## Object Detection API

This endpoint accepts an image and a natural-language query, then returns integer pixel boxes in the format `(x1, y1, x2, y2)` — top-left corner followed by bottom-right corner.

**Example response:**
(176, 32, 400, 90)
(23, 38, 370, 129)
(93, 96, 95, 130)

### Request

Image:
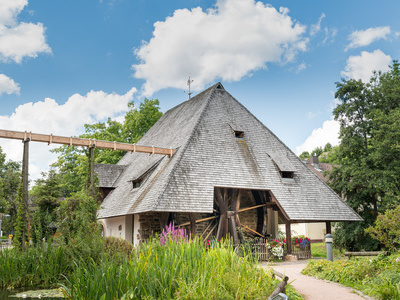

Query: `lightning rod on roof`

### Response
(187, 74, 194, 99)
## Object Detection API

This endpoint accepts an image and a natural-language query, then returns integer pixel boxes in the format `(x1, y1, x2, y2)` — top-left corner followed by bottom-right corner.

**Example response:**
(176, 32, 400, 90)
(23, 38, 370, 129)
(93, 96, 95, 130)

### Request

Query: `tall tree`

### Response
(329, 61, 400, 251)
(0, 147, 21, 235)
(51, 98, 163, 196)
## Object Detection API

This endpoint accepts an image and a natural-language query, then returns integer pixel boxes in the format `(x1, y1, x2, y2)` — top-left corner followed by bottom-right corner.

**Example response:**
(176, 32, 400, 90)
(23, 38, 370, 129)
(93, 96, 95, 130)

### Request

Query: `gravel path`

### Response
(260, 260, 373, 300)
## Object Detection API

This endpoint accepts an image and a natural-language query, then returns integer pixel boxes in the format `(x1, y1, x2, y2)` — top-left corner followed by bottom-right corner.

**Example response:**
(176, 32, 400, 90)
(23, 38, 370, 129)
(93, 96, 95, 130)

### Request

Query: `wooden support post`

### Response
(326, 221, 332, 234)
(189, 213, 197, 237)
(285, 222, 292, 255)
(159, 212, 170, 231)
(88, 146, 95, 197)
(22, 139, 30, 246)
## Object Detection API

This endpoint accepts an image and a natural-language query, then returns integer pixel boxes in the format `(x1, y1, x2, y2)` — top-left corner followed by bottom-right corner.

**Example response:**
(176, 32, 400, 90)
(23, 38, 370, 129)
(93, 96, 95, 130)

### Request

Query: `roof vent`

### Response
(216, 83, 224, 90)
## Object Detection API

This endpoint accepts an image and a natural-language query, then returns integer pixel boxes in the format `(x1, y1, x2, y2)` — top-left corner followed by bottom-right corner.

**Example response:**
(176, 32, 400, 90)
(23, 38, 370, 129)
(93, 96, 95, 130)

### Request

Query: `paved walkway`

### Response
(260, 260, 373, 300)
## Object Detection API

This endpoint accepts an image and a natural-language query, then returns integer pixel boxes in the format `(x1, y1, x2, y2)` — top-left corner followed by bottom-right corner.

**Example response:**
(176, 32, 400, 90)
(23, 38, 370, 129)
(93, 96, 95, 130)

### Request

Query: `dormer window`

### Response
(132, 179, 142, 189)
(281, 171, 294, 179)
(234, 130, 244, 139)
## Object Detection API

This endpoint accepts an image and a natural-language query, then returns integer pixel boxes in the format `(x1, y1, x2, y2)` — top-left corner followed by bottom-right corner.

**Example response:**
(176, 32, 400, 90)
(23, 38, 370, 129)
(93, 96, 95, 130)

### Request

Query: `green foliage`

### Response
(299, 151, 310, 161)
(365, 204, 400, 252)
(0, 244, 71, 289)
(50, 98, 163, 197)
(56, 190, 103, 261)
(62, 238, 302, 300)
(0, 146, 21, 234)
(302, 254, 400, 299)
(30, 171, 63, 244)
(311, 146, 323, 157)
(13, 186, 26, 251)
(329, 61, 400, 251)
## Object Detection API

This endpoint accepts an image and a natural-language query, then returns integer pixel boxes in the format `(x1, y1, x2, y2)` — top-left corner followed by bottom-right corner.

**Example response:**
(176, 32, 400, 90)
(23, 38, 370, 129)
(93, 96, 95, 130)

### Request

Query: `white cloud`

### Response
(296, 62, 307, 73)
(341, 49, 392, 82)
(345, 26, 391, 51)
(0, 0, 51, 63)
(310, 13, 325, 36)
(0, 88, 136, 180)
(296, 119, 340, 155)
(0, 73, 20, 95)
(133, 0, 308, 96)
(0, 0, 27, 26)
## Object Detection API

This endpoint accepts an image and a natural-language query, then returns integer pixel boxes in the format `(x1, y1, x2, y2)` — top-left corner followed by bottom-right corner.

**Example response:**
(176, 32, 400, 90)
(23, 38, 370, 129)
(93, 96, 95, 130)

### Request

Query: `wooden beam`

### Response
(237, 203, 269, 213)
(0, 129, 176, 156)
(285, 222, 292, 255)
(189, 213, 197, 237)
(326, 221, 332, 234)
(22, 140, 30, 247)
(241, 224, 264, 238)
(177, 215, 218, 227)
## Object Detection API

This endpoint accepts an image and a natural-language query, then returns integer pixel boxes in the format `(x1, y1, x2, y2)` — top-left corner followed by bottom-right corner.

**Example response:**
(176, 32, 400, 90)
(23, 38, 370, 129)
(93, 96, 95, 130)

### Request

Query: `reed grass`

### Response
(62, 238, 300, 300)
(0, 244, 71, 289)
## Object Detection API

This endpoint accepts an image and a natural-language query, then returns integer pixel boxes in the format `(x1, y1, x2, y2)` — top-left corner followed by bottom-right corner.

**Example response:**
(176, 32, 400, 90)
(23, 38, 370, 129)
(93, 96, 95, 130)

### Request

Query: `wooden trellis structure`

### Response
(0, 128, 177, 245)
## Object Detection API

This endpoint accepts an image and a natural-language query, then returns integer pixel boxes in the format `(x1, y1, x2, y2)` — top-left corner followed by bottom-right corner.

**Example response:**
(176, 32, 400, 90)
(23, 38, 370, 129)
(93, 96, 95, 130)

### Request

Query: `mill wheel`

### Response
(178, 188, 270, 244)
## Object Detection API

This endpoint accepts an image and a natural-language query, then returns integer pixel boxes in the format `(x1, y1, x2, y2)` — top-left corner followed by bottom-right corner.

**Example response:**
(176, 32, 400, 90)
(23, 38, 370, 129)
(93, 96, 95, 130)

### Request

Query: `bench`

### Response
(344, 251, 388, 259)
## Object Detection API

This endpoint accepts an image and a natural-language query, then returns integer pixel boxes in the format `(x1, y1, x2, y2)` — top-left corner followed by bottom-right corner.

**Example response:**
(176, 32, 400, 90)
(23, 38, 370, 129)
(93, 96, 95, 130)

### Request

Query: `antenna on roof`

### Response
(187, 74, 194, 99)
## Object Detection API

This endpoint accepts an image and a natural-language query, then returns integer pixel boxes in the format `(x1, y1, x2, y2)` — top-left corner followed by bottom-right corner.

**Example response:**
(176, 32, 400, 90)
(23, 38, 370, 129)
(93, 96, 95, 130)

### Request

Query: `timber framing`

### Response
(0, 129, 177, 156)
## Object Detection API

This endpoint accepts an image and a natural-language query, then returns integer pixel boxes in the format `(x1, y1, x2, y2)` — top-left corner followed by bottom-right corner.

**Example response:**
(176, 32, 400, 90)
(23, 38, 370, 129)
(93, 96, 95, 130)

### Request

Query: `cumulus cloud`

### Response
(341, 49, 392, 82)
(310, 13, 325, 36)
(0, 73, 20, 95)
(0, 0, 51, 63)
(133, 0, 308, 96)
(0, 88, 136, 180)
(345, 26, 391, 51)
(296, 119, 340, 155)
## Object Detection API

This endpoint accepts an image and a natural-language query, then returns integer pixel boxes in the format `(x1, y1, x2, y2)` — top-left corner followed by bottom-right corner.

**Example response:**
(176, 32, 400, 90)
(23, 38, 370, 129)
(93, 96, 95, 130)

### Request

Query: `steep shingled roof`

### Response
(97, 83, 362, 222)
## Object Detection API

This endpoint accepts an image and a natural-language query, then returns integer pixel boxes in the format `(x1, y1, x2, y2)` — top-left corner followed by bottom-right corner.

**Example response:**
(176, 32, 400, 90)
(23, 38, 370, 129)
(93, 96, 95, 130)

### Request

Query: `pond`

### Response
(0, 288, 63, 299)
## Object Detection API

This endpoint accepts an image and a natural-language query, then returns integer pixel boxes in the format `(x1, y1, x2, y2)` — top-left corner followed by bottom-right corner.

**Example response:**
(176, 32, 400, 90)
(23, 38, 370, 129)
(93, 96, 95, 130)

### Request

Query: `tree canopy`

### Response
(329, 61, 400, 251)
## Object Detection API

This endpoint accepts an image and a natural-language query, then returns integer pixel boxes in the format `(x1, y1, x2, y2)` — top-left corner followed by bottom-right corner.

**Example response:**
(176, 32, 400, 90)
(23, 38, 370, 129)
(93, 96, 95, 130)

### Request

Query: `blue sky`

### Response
(1, 0, 399, 180)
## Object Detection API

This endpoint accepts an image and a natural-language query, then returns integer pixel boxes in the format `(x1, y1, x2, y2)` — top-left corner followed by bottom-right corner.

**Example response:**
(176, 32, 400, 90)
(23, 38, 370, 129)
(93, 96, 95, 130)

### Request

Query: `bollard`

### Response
(325, 233, 333, 261)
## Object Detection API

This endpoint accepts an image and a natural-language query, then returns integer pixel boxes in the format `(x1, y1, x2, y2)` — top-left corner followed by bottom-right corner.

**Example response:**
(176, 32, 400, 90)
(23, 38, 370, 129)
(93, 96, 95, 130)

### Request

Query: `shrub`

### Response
(365, 204, 400, 252)
(302, 254, 400, 299)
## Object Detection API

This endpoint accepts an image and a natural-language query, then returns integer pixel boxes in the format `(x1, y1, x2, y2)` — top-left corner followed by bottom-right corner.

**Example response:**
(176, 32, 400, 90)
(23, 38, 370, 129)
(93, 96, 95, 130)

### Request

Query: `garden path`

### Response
(260, 260, 373, 300)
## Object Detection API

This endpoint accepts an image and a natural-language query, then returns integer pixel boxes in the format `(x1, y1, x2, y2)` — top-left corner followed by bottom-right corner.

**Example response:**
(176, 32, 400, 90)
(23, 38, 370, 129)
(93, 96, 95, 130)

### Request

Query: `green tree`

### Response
(0, 147, 21, 235)
(30, 171, 63, 244)
(299, 151, 310, 160)
(323, 142, 332, 152)
(51, 98, 163, 196)
(311, 146, 323, 157)
(365, 204, 400, 252)
(329, 61, 400, 251)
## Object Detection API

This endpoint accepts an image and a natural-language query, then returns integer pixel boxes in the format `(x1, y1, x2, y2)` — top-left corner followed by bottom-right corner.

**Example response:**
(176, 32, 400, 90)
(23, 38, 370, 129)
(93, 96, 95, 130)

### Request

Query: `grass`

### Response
(311, 242, 344, 258)
(0, 233, 303, 299)
(0, 244, 71, 289)
(302, 253, 400, 299)
(62, 238, 303, 300)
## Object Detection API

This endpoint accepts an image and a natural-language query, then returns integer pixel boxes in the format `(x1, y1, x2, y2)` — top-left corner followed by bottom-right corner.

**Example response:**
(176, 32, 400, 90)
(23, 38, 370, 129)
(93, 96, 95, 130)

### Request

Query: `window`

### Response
(234, 130, 244, 139)
(281, 171, 294, 179)
(132, 179, 142, 189)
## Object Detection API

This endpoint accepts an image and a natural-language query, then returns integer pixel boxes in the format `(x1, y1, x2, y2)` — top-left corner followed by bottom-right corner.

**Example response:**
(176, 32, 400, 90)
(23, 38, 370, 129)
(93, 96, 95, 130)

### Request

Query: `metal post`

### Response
(325, 233, 333, 261)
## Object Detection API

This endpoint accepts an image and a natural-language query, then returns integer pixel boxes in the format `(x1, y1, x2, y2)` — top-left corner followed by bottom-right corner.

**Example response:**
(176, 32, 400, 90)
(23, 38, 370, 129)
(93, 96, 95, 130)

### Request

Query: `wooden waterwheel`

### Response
(179, 187, 273, 244)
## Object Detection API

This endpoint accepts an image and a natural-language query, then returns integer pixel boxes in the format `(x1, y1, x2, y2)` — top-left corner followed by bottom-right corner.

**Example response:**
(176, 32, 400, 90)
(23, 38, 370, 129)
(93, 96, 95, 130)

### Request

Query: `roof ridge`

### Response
(151, 84, 219, 211)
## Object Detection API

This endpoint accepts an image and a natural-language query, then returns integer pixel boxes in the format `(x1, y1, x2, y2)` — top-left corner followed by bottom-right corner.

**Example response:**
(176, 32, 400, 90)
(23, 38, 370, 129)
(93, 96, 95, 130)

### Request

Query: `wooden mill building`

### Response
(96, 83, 361, 250)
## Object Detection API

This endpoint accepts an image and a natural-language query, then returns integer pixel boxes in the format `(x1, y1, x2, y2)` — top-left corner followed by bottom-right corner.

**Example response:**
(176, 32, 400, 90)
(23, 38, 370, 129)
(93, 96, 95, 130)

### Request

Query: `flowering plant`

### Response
(267, 239, 284, 259)
(159, 222, 189, 246)
(293, 236, 310, 248)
